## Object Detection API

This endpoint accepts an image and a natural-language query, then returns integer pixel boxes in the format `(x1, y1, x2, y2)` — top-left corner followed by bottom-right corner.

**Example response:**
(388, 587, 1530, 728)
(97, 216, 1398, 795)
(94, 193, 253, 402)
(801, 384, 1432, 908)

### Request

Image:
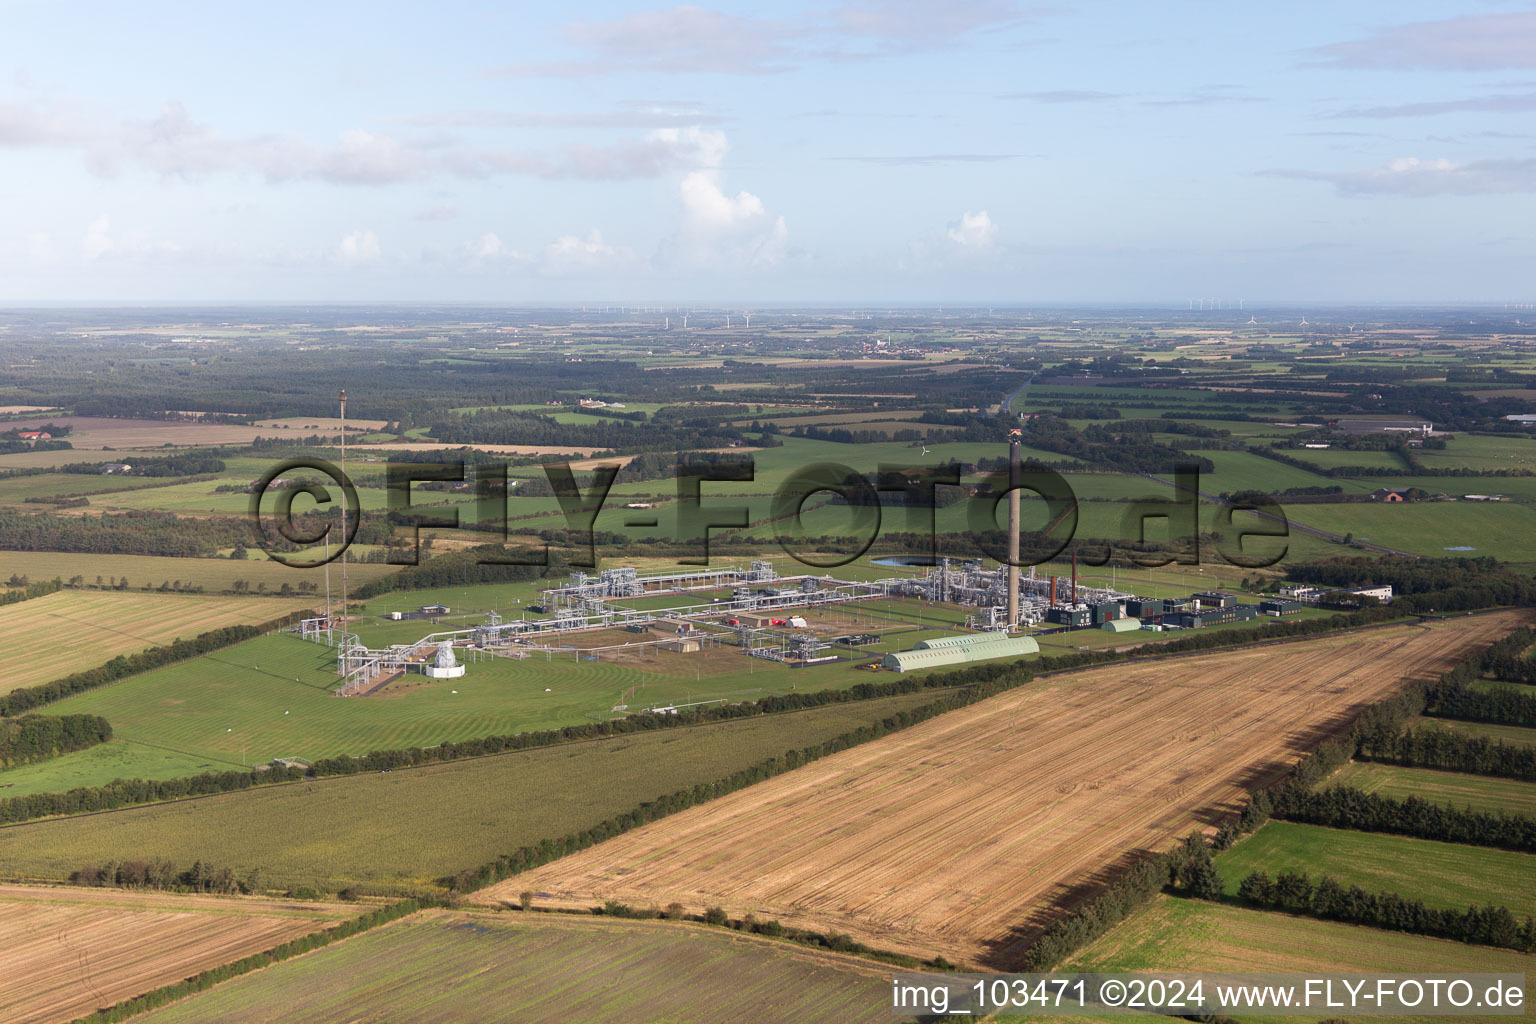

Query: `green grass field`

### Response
(1281, 448, 1406, 472)
(0, 549, 396, 593)
(1285, 500, 1536, 561)
(1418, 435, 1536, 473)
(1417, 717, 1536, 748)
(0, 690, 943, 891)
(125, 911, 911, 1024)
(1214, 820, 1536, 918)
(1156, 450, 1369, 495)
(1327, 760, 1536, 817)
(0, 472, 188, 504)
(22, 626, 931, 792)
(1058, 895, 1532, 1024)
(0, 740, 229, 798)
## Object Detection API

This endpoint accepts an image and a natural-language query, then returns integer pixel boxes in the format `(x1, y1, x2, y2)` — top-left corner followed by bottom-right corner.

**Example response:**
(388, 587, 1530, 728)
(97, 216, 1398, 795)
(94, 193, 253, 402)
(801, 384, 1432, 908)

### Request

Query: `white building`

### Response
(1279, 584, 1323, 603)
(1349, 585, 1394, 603)
(423, 641, 466, 679)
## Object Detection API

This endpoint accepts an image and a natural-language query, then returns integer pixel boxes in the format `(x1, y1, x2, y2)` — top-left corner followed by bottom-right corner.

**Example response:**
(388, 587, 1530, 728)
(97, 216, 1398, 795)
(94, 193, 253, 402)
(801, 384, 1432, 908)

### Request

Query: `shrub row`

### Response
(0, 576, 63, 606)
(1267, 784, 1536, 852)
(1426, 675, 1536, 728)
(1237, 869, 1536, 952)
(1020, 834, 1223, 970)
(1476, 626, 1536, 683)
(0, 714, 111, 769)
(0, 765, 309, 824)
(1359, 725, 1536, 781)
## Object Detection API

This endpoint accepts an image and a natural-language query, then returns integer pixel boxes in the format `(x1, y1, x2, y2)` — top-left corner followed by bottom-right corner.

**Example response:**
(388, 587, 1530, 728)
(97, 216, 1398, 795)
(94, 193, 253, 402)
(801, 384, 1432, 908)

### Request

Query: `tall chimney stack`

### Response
(1007, 431, 1022, 628)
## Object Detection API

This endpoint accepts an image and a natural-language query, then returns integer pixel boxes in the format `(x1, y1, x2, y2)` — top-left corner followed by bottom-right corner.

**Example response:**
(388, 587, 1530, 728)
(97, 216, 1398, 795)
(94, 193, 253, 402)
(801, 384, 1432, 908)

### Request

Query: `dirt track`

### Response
(486, 612, 1532, 968)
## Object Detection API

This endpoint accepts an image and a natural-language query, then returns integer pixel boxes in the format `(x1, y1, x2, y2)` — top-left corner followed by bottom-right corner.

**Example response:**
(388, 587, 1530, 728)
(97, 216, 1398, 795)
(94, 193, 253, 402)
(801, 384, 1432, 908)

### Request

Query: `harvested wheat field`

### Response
(0, 591, 312, 693)
(0, 883, 359, 1024)
(490, 612, 1532, 969)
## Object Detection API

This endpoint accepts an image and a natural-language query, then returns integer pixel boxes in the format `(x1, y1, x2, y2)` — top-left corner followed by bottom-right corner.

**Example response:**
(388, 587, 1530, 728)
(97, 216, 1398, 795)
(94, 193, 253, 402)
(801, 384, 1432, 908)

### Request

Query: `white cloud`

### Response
(661, 128, 788, 267)
(1308, 11, 1536, 71)
(81, 216, 112, 261)
(336, 230, 381, 265)
(501, 7, 797, 76)
(466, 232, 505, 260)
(1331, 91, 1536, 119)
(947, 209, 998, 249)
(1270, 156, 1536, 197)
(494, 1, 1037, 76)
(543, 229, 637, 273)
(0, 95, 725, 186)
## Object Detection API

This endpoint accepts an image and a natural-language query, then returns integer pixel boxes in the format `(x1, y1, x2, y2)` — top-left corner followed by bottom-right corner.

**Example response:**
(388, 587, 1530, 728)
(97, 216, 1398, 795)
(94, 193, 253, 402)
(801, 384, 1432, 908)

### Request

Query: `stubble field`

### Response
(0, 591, 313, 693)
(489, 612, 1530, 968)
(0, 883, 357, 1024)
(119, 910, 917, 1024)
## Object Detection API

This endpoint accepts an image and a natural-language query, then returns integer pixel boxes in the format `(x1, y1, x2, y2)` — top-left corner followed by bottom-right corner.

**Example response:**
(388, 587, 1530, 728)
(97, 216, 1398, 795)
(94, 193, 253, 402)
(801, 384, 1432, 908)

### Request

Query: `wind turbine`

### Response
(681, 313, 688, 328)
(1247, 315, 1257, 325)
(725, 314, 731, 328)
(1300, 315, 1310, 327)
(742, 311, 751, 328)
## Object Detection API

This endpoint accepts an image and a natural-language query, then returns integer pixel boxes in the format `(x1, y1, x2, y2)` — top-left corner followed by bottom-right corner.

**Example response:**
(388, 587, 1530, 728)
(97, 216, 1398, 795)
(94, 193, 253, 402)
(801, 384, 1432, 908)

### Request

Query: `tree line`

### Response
(0, 714, 111, 768)
(1476, 626, 1536, 683)
(1426, 674, 1536, 728)
(1237, 869, 1535, 952)
(1021, 834, 1225, 970)
(69, 900, 420, 1024)
(1266, 780, 1536, 853)
(0, 576, 63, 606)
(0, 764, 308, 824)
(70, 857, 254, 895)
(1358, 724, 1536, 781)
(59, 454, 226, 476)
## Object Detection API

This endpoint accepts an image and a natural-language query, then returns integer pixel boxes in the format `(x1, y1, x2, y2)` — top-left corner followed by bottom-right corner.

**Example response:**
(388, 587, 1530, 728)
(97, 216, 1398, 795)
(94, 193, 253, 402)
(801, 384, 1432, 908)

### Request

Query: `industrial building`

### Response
(423, 641, 465, 679)
(1101, 617, 1142, 633)
(882, 632, 1040, 673)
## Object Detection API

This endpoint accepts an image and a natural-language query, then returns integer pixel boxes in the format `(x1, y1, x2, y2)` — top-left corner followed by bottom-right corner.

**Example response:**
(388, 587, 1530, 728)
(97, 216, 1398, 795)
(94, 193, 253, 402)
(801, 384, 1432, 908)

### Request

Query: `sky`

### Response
(2, 1, 1534, 304)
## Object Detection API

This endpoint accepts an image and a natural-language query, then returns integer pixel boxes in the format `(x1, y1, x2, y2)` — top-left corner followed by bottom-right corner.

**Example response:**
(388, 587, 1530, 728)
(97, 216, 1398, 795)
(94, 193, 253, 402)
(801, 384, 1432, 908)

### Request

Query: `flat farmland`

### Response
(0, 691, 944, 892)
(492, 612, 1530, 968)
(0, 550, 396, 594)
(1057, 896, 1532, 1024)
(0, 883, 357, 1024)
(1213, 821, 1536, 917)
(0, 591, 312, 693)
(123, 910, 916, 1024)
(3, 416, 383, 449)
(1327, 760, 1536, 816)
